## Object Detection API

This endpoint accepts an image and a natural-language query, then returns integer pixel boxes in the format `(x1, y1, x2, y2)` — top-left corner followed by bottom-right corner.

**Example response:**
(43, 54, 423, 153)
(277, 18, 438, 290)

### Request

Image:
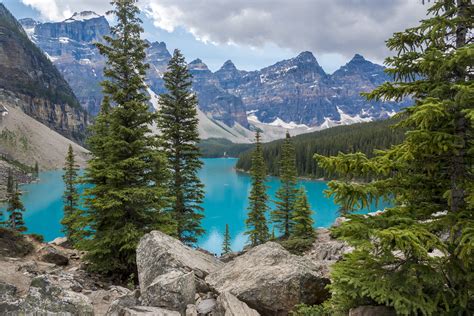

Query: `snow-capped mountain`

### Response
(19, 11, 410, 142)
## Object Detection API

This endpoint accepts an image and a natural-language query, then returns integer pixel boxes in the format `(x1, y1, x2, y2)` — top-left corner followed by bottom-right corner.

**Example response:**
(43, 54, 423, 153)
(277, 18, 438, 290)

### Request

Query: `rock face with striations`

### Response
(19, 10, 410, 142)
(136, 230, 223, 314)
(206, 242, 330, 315)
(21, 11, 109, 116)
(0, 4, 87, 143)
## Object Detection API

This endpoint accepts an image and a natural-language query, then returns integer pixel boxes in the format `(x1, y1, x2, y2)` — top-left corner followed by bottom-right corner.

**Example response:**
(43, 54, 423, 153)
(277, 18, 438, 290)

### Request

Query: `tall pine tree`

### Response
(245, 131, 270, 246)
(291, 187, 315, 240)
(82, 0, 171, 280)
(61, 144, 82, 245)
(7, 183, 26, 232)
(7, 168, 13, 195)
(157, 49, 205, 245)
(272, 131, 298, 238)
(222, 223, 231, 255)
(315, 1, 473, 314)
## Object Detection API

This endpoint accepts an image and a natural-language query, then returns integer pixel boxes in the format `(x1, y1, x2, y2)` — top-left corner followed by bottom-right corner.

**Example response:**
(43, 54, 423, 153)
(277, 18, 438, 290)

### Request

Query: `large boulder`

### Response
(136, 231, 223, 313)
(140, 270, 195, 314)
(38, 245, 69, 266)
(137, 230, 223, 286)
(214, 292, 260, 316)
(22, 275, 94, 315)
(206, 242, 330, 315)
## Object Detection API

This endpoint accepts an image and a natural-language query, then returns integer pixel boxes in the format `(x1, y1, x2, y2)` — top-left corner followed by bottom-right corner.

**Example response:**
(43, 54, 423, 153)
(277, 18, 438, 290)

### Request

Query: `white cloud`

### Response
(143, 0, 429, 61)
(21, 0, 429, 60)
(20, 0, 109, 21)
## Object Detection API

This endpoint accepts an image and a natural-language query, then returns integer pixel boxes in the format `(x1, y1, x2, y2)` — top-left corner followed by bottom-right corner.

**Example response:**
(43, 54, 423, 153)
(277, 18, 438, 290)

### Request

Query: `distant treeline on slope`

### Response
(198, 138, 254, 158)
(236, 118, 405, 178)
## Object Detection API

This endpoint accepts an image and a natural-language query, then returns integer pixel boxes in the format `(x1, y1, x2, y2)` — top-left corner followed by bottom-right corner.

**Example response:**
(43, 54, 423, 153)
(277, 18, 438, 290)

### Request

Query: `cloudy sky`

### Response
(3, 0, 429, 73)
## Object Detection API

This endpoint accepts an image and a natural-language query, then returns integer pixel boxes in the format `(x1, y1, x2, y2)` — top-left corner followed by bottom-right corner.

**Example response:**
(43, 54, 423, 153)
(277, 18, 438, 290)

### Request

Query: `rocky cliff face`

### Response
(0, 4, 87, 143)
(20, 11, 409, 142)
(20, 12, 108, 116)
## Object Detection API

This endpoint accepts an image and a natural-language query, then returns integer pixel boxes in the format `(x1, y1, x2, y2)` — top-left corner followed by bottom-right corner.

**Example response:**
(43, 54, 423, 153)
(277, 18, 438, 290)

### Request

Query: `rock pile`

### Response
(0, 228, 350, 315)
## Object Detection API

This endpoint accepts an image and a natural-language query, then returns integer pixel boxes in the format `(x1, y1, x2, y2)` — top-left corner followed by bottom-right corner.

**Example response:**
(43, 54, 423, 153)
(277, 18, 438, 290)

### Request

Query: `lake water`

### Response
(1, 158, 386, 254)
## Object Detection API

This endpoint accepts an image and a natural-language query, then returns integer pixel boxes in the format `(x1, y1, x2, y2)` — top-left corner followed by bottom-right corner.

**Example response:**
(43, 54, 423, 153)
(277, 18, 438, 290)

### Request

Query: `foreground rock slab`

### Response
(121, 306, 181, 316)
(214, 292, 260, 316)
(206, 242, 330, 315)
(137, 230, 223, 313)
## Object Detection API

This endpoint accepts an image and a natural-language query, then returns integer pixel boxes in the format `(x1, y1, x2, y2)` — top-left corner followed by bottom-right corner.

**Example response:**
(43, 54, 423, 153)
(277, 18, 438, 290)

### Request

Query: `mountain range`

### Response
(19, 11, 410, 142)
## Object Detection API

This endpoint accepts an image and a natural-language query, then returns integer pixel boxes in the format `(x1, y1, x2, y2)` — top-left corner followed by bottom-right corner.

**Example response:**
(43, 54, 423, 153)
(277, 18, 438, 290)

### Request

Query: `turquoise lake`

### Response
(1, 158, 386, 254)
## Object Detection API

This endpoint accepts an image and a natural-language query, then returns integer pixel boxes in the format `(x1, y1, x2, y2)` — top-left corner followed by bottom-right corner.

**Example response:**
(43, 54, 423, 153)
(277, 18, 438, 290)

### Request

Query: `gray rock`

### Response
(136, 230, 222, 313)
(349, 306, 396, 316)
(0, 281, 21, 314)
(303, 228, 352, 277)
(219, 251, 243, 263)
(214, 292, 260, 316)
(120, 306, 181, 316)
(186, 304, 198, 316)
(206, 242, 329, 316)
(137, 230, 223, 289)
(197, 298, 216, 314)
(38, 245, 69, 266)
(49, 237, 68, 246)
(106, 289, 140, 315)
(22, 275, 94, 315)
(140, 270, 195, 314)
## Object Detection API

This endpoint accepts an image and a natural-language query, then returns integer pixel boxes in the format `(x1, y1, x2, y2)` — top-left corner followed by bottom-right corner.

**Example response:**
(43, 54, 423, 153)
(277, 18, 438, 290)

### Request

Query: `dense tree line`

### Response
(236, 118, 404, 178)
(198, 138, 253, 158)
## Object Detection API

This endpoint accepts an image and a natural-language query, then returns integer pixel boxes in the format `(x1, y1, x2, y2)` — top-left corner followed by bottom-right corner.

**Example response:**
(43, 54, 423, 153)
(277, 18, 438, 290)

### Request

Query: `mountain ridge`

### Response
(18, 10, 410, 142)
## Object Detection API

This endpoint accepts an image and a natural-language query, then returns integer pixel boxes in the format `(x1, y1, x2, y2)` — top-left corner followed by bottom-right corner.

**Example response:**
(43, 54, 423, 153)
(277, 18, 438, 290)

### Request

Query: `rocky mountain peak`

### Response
(64, 11, 101, 23)
(189, 58, 210, 72)
(220, 60, 237, 71)
(147, 41, 171, 61)
(350, 53, 366, 62)
(294, 51, 317, 64)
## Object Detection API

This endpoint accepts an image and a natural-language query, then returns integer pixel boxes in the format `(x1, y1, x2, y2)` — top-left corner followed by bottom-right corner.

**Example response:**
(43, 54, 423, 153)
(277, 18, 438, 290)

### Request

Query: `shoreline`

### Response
(234, 167, 328, 182)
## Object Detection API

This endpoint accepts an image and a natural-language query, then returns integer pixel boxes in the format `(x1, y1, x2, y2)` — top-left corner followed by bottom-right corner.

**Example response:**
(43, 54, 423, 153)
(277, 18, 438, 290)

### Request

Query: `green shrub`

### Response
(0, 227, 34, 257)
(29, 233, 44, 243)
(291, 303, 337, 316)
(279, 237, 314, 255)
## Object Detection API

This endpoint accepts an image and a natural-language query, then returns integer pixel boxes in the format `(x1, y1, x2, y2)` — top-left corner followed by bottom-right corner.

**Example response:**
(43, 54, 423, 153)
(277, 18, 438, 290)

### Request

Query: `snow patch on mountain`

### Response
(268, 117, 309, 130)
(337, 107, 373, 125)
(64, 11, 101, 23)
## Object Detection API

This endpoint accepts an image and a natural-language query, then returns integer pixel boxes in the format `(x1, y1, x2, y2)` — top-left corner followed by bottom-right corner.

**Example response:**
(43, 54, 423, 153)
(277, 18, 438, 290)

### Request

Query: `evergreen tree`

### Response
(34, 162, 39, 178)
(157, 49, 205, 245)
(315, 1, 473, 314)
(6, 168, 13, 195)
(291, 187, 315, 240)
(61, 144, 82, 245)
(222, 224, 231, 255)
(245, 131, 269, 246)
(7, 183, 26, 232)
(272, 131, 298, 238)
(82, 0, 171, 280)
